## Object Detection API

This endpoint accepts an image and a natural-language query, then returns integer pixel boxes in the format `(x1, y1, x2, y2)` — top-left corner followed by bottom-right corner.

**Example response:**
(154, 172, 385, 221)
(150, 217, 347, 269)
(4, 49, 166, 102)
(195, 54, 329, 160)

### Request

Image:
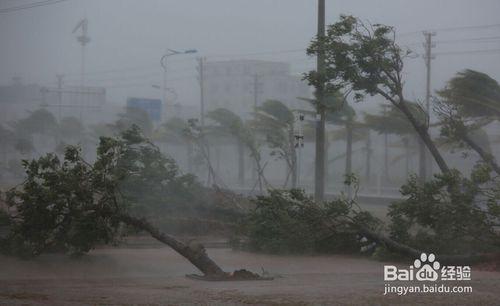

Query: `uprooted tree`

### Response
(0, 125, 259, 279)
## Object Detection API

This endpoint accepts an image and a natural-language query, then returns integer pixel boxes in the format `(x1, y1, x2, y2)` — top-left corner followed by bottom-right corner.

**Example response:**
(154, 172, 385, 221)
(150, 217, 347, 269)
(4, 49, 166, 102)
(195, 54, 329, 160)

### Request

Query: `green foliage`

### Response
(388, 165, 500, 255)
(305, 15, 410, 102)
(206, 108, 264, 179)
(112, 126, 204, 216)
(437, 69, 500, 118)
(5, 146, 121, 257)
(436, 70, 499, 156)
(364, 103, 424, 136)
(3, 125, 211, 258)
(242, 181, 380, 254)
(252, 100, 295, 165)
(206, 108, 255, 148)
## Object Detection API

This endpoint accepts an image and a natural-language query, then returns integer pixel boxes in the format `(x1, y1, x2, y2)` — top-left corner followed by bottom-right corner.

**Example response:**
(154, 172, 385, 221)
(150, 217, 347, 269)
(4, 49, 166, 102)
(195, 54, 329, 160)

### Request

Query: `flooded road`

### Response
(1, 245, 500, 305)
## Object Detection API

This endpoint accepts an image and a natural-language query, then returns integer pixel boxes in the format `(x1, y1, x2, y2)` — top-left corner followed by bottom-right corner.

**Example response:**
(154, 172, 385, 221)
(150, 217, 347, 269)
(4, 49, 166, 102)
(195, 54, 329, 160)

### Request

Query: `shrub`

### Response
(388, 163, 500, 255)
(242, 180, 380, 254)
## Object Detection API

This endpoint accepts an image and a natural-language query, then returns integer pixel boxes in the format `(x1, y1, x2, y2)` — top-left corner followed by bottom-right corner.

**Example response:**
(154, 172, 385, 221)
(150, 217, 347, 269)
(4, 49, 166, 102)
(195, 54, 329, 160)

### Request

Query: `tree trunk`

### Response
(358, 226, 499, 265)
(118, 213, 226, 277)
(461, 133, 500, 175)
(395, 100, 450, 175)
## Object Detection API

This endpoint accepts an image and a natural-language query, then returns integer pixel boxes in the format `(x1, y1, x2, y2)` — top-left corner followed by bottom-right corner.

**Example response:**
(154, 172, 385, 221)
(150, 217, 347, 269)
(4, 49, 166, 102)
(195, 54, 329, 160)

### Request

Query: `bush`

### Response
(388, 164, 500, 255)
(241, 185, 379, 254)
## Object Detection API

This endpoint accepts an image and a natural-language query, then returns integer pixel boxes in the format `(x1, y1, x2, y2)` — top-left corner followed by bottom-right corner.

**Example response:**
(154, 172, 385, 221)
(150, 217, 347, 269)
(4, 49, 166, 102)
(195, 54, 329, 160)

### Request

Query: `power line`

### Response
(434, 48, 500, 56)
(434, 23, 500, 33)
(0, 0, 69, 13)
(436, 36, 500, 44)
(399, 23, 500, 37)
(403, 35, 500, 47)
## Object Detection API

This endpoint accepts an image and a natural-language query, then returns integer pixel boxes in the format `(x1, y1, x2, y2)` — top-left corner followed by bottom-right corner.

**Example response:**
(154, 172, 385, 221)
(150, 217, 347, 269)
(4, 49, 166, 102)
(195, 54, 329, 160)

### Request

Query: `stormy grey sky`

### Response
(1, 0, 499, 108)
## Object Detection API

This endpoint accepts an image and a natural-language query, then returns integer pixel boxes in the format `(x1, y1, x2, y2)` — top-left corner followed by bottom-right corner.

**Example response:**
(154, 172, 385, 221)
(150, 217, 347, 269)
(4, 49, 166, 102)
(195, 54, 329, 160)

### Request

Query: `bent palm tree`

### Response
(252, 100, 298, 188)
(206, 108, 266, 191)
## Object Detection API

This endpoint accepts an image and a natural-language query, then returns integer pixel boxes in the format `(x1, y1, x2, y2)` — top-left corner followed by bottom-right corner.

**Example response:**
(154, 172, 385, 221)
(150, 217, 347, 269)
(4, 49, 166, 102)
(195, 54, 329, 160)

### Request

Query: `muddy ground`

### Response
(1, 242, 500, 305)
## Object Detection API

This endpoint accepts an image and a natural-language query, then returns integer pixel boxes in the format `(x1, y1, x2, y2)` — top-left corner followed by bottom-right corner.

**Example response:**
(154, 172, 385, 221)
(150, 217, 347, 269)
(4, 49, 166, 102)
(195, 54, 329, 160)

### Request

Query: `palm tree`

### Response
(252, 100, 297, 188)
(437, 69, 500, 174)
(206, 108, 266, 191)
(326, 103, 370, 196)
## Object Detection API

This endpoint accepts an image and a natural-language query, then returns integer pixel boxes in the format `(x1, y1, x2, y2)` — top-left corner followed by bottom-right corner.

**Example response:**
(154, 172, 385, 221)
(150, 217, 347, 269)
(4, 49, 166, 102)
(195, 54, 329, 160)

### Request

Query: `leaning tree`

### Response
(305, 15, 450, 176)
(2, 126, 262, 279)
(252, 100, 298, 188)
(206, 108, 267, 192)
(436, 69, 500, 175)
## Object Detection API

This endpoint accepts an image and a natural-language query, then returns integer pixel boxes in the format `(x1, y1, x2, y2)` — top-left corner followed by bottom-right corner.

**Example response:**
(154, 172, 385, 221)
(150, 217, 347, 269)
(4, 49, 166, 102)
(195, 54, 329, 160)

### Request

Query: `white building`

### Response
(204, 60, 312, 118)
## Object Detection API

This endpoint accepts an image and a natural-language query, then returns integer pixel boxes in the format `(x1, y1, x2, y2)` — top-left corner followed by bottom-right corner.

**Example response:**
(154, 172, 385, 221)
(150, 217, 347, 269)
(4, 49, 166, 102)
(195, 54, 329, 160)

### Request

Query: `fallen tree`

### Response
(240, 173, 500, 265)
(117, 213, 225, 276)
(1, 126, 262, 280)
(357, 226, 500, 266)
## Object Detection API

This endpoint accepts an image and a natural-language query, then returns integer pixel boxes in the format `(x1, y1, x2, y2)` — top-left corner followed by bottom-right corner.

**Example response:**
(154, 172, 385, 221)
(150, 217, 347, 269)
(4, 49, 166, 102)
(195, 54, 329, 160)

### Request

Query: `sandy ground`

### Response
(1, 245, 500, 305)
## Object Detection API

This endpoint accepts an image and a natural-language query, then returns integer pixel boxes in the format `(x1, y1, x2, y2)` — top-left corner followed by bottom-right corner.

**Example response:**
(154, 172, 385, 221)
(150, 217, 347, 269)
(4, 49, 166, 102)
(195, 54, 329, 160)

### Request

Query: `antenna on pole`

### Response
(72, 18, 90, 87)
(72, 18, 90, 121)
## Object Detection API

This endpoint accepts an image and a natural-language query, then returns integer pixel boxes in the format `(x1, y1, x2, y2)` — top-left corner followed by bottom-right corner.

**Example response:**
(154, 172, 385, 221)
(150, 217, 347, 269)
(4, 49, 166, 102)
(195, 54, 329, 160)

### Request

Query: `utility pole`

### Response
(196, 56, 212, 186)
(420, 31, 436, 182)
(161, 49, 197, 120)
(314, 0, 326, 202)
(196, 57, 206, 127)
(56, 74, 64, 121)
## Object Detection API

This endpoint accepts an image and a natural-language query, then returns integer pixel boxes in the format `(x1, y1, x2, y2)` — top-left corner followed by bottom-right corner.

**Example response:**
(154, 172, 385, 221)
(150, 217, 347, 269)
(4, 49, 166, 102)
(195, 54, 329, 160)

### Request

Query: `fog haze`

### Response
(1, 0, 499, 106)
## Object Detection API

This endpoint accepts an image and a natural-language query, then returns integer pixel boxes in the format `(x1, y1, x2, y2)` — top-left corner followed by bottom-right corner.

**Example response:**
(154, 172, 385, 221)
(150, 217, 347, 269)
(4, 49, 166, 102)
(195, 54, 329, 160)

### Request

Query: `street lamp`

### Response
(160, 49, 197, 119)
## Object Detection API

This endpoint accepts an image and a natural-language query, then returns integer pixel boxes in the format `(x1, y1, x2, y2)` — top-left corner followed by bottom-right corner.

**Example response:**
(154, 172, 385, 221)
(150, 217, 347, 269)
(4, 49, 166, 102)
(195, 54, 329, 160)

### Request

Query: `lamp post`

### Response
(160, 49, 197, 119)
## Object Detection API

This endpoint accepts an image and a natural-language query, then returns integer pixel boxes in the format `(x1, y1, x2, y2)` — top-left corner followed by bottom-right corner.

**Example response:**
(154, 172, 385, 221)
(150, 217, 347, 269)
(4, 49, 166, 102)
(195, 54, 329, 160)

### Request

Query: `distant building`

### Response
(204, 60, 312, 118)
(0, 78, 106, 124)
